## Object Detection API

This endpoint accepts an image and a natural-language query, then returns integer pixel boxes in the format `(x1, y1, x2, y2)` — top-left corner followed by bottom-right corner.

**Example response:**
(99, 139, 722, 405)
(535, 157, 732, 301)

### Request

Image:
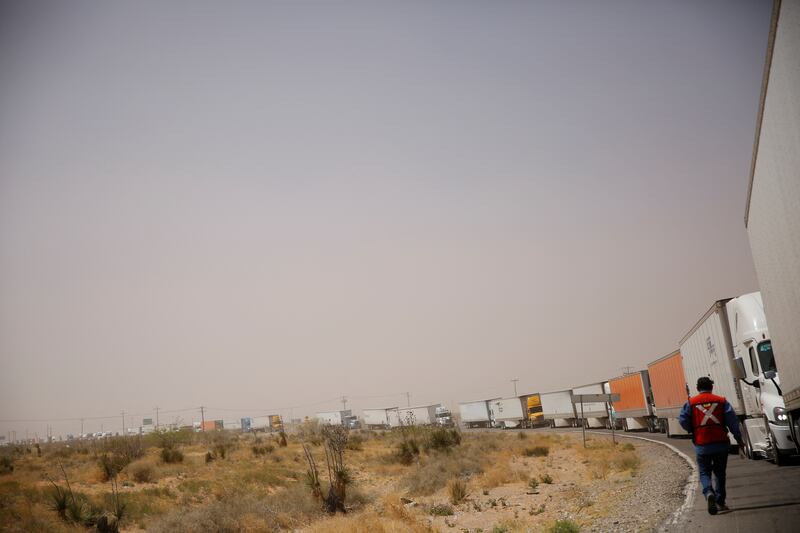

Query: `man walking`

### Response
(679, 376, 744, 515)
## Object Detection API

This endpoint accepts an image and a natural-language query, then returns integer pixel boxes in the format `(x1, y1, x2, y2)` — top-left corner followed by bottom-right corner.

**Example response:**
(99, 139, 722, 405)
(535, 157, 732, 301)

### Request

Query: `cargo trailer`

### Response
(490, 397, 527, 428)
(680, 294, 794, 461)
(571, 382, 609, 429)
(362, 408, 394, 429)
(647, 351, 689, 436)
(609, 371, 655, 431)
(315, 410, 352, 426)
(459, 400, 495, 428)
(540, 390, 576, 428)
(395, 404, 440, 426)
(744, 0, 800, 456)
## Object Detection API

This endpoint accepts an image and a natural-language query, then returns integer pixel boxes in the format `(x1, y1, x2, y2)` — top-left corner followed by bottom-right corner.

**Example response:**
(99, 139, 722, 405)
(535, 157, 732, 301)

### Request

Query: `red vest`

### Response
(689, 392, 728, 445)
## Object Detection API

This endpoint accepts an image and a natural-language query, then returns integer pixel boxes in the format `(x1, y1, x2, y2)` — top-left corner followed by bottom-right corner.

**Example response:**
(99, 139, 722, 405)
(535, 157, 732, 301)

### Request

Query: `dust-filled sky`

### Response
(0, 1, 772, 438)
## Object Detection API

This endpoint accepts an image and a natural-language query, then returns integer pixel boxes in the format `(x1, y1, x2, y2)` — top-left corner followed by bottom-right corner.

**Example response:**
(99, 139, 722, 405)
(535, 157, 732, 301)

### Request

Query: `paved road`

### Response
(525, 427, 800, 532)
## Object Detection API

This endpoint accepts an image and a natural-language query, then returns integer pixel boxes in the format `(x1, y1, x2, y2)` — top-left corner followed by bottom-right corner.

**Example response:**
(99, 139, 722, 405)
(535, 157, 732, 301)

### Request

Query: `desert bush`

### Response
(523, 446, 549, 457)
(540, 473, 553, 484)
(426, 428, 461, 452)
(405, 446, 484, 495)
(448, 478, 469, 505)
(613, 451, 640, 472)
(517, 432, 527, 440)
(102, 436, 144, 465)
(160, 447, 184, 464)
(346, 433, 365, 451)
(98, 453, 129, 482)
(252, 443, 275, 456)
(392, 438, 420, 465)
(0, 456, 13, 474)
(205, 451, 214, 463)
(548, 518, 580, 533)
(429, 503, 454, 516)
(129, 460, 156, 483)
(149, 486, 323, 533)
(620, 442, 635, 451)
(528, 478, 539, 491)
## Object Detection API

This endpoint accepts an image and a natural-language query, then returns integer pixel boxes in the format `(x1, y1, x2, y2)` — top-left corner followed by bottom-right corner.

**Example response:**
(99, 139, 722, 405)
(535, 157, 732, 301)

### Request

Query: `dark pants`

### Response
(697, 451, 729, 504)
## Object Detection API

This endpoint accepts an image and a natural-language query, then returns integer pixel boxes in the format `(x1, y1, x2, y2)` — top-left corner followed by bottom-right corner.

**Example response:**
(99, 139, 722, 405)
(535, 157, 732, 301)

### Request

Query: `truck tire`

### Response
(768, 428, 788, 466)
(741, 424, 753, 460)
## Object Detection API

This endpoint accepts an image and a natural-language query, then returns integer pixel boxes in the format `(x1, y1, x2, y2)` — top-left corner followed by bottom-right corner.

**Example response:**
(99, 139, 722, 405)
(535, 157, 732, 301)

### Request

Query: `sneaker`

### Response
(718, 503, 729, 512)
(707, 493, 718, 515)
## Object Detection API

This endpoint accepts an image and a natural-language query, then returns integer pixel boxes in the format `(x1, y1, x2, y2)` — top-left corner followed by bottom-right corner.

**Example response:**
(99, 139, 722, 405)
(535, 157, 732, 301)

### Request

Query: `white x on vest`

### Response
(696, 403, 720, 425)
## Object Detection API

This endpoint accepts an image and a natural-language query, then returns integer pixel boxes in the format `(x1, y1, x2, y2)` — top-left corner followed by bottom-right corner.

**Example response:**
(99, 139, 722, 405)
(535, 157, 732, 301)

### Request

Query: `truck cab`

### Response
(435, 406, 453, 427)
(728, 293, 794, 462)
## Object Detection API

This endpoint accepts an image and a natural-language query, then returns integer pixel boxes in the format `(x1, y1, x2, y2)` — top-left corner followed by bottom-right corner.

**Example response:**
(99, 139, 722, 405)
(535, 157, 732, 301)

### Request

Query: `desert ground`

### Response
(0, 425, 689, 532)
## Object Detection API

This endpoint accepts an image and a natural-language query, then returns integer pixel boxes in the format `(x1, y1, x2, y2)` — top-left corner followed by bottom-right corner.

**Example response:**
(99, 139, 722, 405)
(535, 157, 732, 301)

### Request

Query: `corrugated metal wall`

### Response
(648, 352, 688, 411)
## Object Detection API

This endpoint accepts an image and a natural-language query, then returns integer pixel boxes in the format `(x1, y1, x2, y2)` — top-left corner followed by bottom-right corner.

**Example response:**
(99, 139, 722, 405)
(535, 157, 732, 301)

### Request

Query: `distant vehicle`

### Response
(315, 410, 352, 426)
(744, 0, 800, 456)
(526, 394, 545, 427)
(679, 293, 794, 463)
(362, 407, 394, 429)
(609, 370, 655, 431)
(458, 399, 495, 428)
(395, 404, 441, 426)
(490, 397, 527, 429)
(435, 406, 454, 427)
(647, 350, 689, 437)
(540, 390, 577, 428)
(344, 415, 361, 429)
(241, 417, 252, 432)
(571, 383, 609, 429)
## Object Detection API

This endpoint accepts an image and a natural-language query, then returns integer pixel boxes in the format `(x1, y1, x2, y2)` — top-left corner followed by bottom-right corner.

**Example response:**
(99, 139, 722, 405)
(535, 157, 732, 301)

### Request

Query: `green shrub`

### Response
(394, 439, 420, 465)
(252, 444, 275, 456)
(160, 448, 184, 464)
(549, 519, 580, 533)
(540, 473, 553, 484)
(429, 503, 454, 516)
(620, 443, 635, 451)
(523, 446, 549, 457)
(528, 478, 539, 491)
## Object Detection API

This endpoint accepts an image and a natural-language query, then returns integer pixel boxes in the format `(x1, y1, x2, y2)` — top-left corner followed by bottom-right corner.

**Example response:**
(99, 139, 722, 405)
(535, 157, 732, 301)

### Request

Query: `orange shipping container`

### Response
(647, 351, 688, 417)
(201, 421, 217, 431)
(609, 371, 652, 417)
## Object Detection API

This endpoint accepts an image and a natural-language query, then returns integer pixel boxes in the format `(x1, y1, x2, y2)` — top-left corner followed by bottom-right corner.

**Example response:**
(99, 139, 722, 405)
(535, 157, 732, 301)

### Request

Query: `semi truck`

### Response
(459, 399, 495, 428)
(363, 407, 394, 429)
(609, 371, 655, 431)
(744, 0, 800, 455)
(571, 382, 609, 429)
(490, 397, 527, 429)
(395, 404, 440, 426)
(526, 394, 545, 426)
(679, 294, 794, 463)
(315, 410, 352, 426)
(647, 350, 689, 436)
(540, 390, 576, 428)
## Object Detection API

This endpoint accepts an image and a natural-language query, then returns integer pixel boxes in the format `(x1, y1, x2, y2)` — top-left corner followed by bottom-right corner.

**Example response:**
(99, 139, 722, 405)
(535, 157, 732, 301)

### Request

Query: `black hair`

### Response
(697, 376, 714, 392)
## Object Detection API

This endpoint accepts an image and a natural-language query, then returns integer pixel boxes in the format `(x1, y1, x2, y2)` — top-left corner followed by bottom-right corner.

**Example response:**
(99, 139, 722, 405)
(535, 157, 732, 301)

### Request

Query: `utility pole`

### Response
(80, 418, 84, 436)
(405, 392, 411, 407)
(341, 395, 348, 411)
(121, 411, 125, 436)
(622, 366, 634, 376)
(200, 406, 205, 431)
(154, 407, 160, 429)
(511, 378, 519, 397)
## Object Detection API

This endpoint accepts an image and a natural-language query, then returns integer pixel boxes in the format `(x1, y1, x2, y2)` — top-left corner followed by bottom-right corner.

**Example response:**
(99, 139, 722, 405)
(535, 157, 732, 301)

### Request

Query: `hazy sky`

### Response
(0, 1, 772, 437)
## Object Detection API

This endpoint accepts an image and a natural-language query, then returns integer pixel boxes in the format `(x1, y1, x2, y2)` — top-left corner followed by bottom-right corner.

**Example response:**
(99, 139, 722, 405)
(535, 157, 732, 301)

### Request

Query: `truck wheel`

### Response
(741, 425, 753, 460)
(769, 429, 788, 466)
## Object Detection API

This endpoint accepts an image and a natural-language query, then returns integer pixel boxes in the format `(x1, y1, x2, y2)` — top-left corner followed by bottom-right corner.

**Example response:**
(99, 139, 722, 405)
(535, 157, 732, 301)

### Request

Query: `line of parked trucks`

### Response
(311, 289, 797, 467)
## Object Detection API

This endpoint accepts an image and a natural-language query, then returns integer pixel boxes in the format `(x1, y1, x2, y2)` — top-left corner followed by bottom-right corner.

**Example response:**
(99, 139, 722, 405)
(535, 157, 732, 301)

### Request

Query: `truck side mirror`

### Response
(733, 357, 746, 379)
(764, 370, 777, 380)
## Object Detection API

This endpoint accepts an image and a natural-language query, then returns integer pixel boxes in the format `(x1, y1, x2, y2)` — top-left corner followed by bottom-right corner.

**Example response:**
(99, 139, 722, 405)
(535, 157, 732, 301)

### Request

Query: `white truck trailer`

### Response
(571, 382, 609, 429)
(540, 390, 576, 428)
(362, 408, 394, 429)
(745, 0, 800, 456)
(315, 410, 352, 426)
(679, 294, 794, 463)
(395, 404, 440, 426)
(490, 397, 527, 429)
(459, 400, 495, 428)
